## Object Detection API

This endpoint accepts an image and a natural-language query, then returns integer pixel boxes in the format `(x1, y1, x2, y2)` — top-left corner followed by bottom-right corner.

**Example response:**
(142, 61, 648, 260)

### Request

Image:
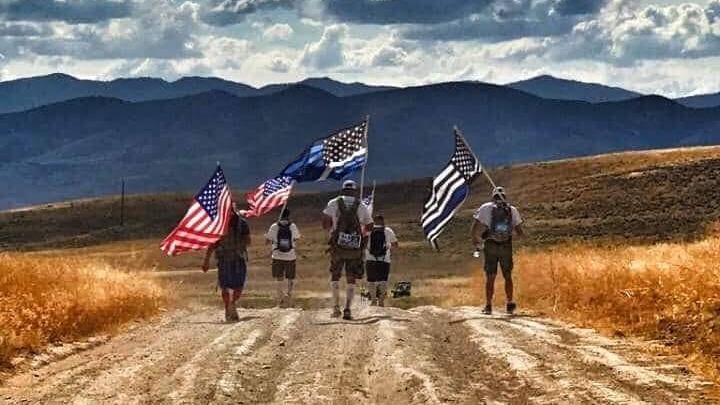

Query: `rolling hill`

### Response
(3, 146, 719, 251)
(2, 81, 720, 209)
(507, 75, 642, 103)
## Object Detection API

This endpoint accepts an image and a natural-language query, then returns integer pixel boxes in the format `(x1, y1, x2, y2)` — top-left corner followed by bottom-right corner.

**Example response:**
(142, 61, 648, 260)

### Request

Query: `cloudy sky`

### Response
(0, 0, 719, 97)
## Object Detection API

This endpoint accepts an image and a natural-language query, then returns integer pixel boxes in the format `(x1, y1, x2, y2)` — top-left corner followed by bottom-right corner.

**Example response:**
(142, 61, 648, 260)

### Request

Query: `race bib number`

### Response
(337, 232, 361, 250)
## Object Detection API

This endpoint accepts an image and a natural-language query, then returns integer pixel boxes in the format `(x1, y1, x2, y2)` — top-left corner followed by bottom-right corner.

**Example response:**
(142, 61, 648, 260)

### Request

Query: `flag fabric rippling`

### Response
(421, 130, 482, 249)
(244, 176, 294, 217)
(160, 166, 232, 256)
(281, 121, 368, 183)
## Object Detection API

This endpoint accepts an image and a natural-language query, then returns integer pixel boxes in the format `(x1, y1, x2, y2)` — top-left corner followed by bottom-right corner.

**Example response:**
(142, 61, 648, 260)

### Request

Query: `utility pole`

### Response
(120, 178, 125, 227)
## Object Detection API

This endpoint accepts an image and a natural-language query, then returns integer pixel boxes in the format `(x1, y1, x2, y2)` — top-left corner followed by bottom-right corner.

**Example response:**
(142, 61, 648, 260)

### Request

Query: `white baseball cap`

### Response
(342, 180, 357, 190)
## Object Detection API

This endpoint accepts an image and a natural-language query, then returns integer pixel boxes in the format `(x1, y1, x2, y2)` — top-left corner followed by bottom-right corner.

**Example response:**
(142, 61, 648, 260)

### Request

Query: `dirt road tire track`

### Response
(0, 305, 713, 404)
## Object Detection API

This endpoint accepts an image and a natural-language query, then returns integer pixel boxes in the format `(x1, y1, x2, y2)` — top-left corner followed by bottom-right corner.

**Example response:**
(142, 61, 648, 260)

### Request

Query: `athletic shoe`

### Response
(342, 308, 352, 320)
(331, 306, 342, 318)
(481, 305, 492, 315)
(506, 302, 517, 315)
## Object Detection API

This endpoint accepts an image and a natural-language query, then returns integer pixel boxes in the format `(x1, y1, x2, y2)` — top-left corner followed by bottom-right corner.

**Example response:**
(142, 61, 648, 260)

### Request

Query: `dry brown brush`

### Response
(474, 237, 720, 380)
(0, 254, 167, 367)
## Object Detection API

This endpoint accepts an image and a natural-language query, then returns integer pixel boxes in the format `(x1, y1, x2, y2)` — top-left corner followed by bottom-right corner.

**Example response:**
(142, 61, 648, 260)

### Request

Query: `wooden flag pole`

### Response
(359, 115, 371, 200)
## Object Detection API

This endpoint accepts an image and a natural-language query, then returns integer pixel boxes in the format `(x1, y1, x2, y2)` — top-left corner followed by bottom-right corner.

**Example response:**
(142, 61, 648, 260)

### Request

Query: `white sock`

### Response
(287, 279, 294, 297)
(330, 281, 340, 308)
(367, 282, 377, 301)
(346, 284, 355, 309)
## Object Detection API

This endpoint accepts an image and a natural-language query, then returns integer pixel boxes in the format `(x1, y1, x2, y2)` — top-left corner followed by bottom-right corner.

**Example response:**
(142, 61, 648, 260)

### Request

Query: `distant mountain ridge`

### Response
(2, 80, 720, 209)
(2, 73, 720, 114)
(0, 74, 396, 114)
(507, 75, 643, 103)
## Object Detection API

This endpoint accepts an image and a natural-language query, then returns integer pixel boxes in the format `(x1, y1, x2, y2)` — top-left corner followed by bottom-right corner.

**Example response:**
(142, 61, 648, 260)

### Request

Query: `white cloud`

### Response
(263, 23, 294, 40)
(299, 23, 347, 69)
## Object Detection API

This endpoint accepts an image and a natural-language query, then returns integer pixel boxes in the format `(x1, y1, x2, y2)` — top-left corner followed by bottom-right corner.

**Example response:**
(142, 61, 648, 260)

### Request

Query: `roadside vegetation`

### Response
(447, 234, 720, 383)
(0, 254, 167, 367)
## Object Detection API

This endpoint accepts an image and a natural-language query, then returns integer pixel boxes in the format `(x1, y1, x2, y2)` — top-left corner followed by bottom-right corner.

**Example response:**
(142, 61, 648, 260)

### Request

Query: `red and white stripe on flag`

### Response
(244, 176, 293, 217)
(160, 167, 233, 256)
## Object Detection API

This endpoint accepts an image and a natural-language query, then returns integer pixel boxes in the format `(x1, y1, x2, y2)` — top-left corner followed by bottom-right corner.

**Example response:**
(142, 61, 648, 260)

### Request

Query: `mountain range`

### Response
(3, 76, 720, 209)
(3, 73, 720, 116)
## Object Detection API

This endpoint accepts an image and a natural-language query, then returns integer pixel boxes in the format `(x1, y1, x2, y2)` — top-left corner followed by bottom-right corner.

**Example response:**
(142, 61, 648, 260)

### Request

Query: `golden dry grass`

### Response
(0, 253, 168, 367)
(441, 236, 720, 381)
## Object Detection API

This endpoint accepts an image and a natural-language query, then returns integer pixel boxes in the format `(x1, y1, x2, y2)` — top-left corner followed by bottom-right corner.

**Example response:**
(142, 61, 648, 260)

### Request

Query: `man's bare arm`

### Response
(471, 220, 487, 247)
(514, 224, 525, 238)
(202, 245, 216, 272)
(322, 214, 333, 231)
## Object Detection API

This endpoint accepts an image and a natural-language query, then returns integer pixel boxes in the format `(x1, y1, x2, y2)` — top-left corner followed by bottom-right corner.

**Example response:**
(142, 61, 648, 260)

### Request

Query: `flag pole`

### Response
(359, 115, 370, 199)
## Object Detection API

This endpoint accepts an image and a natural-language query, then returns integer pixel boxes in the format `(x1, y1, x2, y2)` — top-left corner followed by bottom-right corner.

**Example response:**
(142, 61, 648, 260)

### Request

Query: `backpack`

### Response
(276, 221, 293, 253)
(330, 197, 363, 259)
(216, 217, 250, 259)
(489, 201, 514, 242)
(368, 227, 388, 260)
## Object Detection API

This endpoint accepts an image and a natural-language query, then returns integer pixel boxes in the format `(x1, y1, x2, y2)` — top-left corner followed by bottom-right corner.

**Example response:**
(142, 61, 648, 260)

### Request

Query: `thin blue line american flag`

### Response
(160, 166, 233, 256)
(244, 176, 294, 217)
(421, 129, 481, 250)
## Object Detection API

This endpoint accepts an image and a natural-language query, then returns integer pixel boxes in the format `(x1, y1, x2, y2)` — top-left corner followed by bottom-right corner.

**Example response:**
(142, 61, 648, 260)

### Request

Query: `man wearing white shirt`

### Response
(471, 187, 525, 315)
(265, 208, 301, 308)
(322, 180, 373, 320)
(365, 214, 399, 307)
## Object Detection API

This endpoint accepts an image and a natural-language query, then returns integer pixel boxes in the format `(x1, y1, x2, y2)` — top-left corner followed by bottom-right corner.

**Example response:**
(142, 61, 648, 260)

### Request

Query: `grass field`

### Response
(0, 254, 168, 368)
(3, 146, 720, 381)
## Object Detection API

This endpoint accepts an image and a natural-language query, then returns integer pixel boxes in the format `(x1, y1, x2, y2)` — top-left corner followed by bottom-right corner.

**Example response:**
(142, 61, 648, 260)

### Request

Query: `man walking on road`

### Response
(365, 214, 399, 307)
(265, 208, 301, 308)
(471, 186, 525, 315)
(322, 180, 373, 320)
(202, 210, 252, 322)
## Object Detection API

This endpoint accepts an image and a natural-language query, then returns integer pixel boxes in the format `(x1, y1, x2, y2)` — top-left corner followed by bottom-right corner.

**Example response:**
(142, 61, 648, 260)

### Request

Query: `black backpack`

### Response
(276, 221, 293, 253)
(368, 227, 388, 260)
(489, 202, 513, 242)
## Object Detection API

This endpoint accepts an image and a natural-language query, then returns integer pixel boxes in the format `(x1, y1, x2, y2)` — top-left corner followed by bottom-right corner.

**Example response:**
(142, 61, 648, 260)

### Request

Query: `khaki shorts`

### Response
(484, 240, 513, 279)
(272, 259, 296, 280)
(329, 258, 363, 284)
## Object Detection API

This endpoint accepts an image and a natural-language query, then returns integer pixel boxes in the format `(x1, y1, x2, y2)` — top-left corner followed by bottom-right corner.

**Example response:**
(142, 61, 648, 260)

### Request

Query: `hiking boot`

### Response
(342, 308, 352, 320)
(331, 306, 342, 318)
(378, 299, 385, 307)
(481, 305, 492, 315)
(224, 306, 231, 322)
(506, 302, 517, 315)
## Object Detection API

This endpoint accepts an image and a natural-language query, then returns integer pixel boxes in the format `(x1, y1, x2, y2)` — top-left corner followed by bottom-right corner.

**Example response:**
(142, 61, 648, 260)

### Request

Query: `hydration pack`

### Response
(489, 202, 513, 242)
(368, 227, 388, 260)
(276, 221, 293, 253)
(331, 198, 363, 258)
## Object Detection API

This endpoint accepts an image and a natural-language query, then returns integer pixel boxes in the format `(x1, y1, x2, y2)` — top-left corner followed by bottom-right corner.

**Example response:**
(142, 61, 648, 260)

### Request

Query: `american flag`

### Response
(281, 120, 368, 183)
(160, 166, 233, 256)
(421, 129, 482, 250)
(244, 176, 294, 217)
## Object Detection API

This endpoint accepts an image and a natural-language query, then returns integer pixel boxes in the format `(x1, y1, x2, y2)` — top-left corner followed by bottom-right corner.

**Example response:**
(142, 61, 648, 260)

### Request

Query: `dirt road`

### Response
(0, 305, 714, 404)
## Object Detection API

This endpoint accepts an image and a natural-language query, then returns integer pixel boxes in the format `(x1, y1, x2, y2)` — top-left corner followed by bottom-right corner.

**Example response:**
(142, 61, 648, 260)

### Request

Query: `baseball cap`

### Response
(492, 186, 506, 199)
(342, 180, 357, 190)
